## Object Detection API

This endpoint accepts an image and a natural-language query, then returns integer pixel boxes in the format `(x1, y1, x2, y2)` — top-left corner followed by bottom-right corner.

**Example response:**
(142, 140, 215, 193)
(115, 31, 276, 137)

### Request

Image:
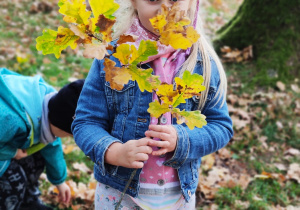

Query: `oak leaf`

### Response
(147, 100, 170, 118)
(95, 14, 116, 42)
(103, 58, 130, 91)
(156, 83, 179, 105)
(117, 34, 137, 45)
(36, 27, 79, 58)
(83, 42, 108, 60)
(113, 40, 158, 65)
(58, 0, 91, 25)
(172, 108, 207, 129)
(129, 65, 160, 92)
(172, 71, 205, 107)
(150, 3, 200, 49)
(89, 0, 119, 20)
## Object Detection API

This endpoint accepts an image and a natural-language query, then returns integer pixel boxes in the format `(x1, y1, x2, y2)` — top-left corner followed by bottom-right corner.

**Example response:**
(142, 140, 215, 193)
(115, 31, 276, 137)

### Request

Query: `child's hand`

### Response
(105, 138, 153, 169)
(145, 125, 178, 156)
(56, 182, 71, 204)
(14, 149, 28, 160)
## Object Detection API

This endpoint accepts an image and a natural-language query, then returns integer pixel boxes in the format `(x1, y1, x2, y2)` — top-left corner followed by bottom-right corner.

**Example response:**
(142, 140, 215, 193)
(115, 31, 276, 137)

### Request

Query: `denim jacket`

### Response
(72, 54, 233, 202)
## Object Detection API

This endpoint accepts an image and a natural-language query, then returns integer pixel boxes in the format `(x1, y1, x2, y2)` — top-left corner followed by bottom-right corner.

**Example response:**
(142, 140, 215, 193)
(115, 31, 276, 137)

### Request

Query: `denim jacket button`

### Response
(157, 179, 165, 186)
(160, 116, 167, 124)
(188, 190, 192, 197)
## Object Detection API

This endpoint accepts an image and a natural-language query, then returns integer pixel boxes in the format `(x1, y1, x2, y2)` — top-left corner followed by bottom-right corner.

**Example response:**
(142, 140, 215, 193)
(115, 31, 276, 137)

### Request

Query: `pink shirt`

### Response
(140, 52, 181, 186)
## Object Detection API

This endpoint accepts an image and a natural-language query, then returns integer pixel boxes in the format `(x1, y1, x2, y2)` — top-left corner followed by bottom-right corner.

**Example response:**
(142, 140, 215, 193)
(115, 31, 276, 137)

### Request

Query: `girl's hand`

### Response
(105, 138, 153, 169)
(14, 149, 28, 160)
(145, 125, 178, 156)
(56, 182, 71, 204)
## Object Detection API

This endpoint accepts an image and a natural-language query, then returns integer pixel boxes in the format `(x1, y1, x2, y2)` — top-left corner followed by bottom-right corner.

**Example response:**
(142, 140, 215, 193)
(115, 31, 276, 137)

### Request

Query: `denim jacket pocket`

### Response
(104, 80, 136, 140)
(104, 80, 136, 113)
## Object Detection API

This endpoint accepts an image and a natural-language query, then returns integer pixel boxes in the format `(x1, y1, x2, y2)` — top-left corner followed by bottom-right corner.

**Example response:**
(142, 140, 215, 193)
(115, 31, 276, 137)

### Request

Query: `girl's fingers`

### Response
(148, 124, 171, 134)
(145, 130, 169, 140)
(135, 153, 149, 162)
(148, 140, 170, 148)
(137, 145, 153, 154)
(152, 148, 168, 156)
(132, 161, 144, 169)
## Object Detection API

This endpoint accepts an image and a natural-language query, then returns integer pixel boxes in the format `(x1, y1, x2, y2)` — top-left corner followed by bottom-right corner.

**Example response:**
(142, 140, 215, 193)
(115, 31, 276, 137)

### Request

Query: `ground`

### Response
(0, 0, 299, 209)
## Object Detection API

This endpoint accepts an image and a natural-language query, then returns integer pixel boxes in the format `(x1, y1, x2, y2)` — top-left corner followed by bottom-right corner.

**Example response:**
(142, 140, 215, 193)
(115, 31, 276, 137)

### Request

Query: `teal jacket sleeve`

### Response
(40, 138, 67, 185)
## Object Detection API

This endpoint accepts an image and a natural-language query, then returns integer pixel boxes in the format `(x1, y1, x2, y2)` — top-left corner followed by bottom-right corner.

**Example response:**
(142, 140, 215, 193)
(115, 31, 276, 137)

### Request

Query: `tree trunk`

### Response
(213, 0, 300, 85)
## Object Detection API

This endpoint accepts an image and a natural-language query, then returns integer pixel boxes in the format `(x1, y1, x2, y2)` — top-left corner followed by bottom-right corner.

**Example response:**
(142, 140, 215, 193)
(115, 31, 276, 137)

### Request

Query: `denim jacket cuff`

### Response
(93, 136, 122, 176)
(163, 125, 190, 169)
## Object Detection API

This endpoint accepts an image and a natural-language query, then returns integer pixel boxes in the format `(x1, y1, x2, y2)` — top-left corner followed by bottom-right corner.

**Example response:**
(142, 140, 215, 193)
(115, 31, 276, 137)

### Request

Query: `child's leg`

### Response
(17, 152, 45, 204)
(0, 160, 27, 210)
(95, 182, 142, 210)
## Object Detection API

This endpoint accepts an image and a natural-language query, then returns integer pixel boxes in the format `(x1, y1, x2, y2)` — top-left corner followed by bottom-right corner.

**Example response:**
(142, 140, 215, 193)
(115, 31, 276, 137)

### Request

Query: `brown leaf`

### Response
(72, 162, 92, 174)
(63, 145, 75, 154)
(95, 14, 116, 42)
(83, 43, 108, 60)
(117, 34, 137, 45)
(274, 163, 287, 171)
(286, 163, 300, 183)
(291, 84, 300, 93)
(103, 58, 131, 90)
(201, 154, 215, 171)
(284, 148, 300, 156)
(276, 81, 286, 91)
(218, 148, 232, 159)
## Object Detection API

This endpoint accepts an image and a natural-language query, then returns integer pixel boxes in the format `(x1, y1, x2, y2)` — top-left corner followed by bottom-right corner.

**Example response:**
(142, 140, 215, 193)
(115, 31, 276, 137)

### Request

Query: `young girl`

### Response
(72, 0, 233, 209)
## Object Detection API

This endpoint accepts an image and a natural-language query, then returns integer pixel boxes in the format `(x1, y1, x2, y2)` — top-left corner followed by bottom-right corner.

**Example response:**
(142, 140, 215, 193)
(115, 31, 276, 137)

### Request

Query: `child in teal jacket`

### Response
(0, 68, 84, 210)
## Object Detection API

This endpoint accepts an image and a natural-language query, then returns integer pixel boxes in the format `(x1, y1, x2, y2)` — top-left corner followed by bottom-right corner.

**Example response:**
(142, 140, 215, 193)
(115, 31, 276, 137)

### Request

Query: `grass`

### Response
(214, 179, 300, 210)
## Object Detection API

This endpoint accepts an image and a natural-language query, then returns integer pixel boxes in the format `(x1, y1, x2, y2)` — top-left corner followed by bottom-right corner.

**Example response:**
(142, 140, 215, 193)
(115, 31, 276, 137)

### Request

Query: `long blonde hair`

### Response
(113, 0, 227, 110)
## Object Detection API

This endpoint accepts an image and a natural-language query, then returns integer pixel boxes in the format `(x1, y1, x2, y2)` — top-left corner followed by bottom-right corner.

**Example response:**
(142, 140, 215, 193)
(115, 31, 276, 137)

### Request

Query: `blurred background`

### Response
(0, 0, 299, 209)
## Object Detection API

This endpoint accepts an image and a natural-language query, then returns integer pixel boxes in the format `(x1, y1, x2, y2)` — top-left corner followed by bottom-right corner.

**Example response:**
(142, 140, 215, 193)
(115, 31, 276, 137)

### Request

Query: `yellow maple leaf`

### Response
(58, 0, 91, 25)
(172, 108, 207, 130)
(149, 3, 200, 49)
(147, 100, 170, 118)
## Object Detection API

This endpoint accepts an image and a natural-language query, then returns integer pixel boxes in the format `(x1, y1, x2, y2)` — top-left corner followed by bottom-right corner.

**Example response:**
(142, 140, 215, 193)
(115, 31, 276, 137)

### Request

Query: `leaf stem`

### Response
(115, 169, 137, 210)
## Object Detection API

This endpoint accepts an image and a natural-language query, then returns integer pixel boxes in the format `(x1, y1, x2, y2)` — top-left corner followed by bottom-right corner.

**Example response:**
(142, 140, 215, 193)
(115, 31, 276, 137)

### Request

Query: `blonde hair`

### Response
(113, 0, 227, 110)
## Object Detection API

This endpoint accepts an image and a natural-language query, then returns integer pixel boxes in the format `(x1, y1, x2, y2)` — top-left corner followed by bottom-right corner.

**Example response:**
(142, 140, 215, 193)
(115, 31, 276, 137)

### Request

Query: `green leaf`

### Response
(172, 108, 207, 130)
(36, 27, 79, 59)
(147, 100, 170, 118)
(129, 65, 160, 92)
(131, 40, 158, 65)
(113, 40, 158, 65)
(172, 71, 206, 107)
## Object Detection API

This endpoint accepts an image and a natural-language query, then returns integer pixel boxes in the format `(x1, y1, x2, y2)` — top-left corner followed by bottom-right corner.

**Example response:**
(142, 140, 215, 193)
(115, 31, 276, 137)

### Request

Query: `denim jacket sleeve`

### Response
(71, 59, 122, 176)
(164, 59, 233, 169)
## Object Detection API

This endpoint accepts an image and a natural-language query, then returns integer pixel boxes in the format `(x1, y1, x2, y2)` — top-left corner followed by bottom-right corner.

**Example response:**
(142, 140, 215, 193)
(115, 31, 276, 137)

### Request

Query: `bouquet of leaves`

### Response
(35, 0, 207, 207)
